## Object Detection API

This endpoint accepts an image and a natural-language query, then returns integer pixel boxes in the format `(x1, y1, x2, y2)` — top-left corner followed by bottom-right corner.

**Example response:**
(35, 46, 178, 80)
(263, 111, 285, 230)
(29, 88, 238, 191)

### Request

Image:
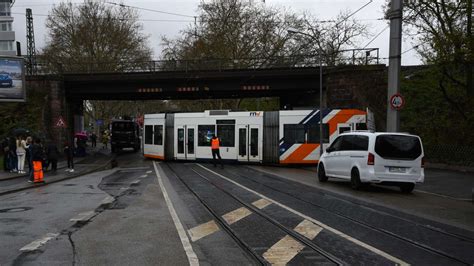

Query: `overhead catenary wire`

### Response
(105, 1, 195, 18)
(362, 25, 389, 49)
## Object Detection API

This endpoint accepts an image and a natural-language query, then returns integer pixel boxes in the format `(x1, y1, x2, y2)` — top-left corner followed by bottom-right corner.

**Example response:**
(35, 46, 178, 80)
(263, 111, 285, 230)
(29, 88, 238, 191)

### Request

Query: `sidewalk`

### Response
(0, 146, 114, 196)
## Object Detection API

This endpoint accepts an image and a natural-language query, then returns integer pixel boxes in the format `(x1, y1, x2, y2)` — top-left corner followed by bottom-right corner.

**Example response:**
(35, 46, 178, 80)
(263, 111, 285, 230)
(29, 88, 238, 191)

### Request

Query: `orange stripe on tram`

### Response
(281, 144, 319, 164)
(144, 154, 165, 160)
(327, 109, 366, 136)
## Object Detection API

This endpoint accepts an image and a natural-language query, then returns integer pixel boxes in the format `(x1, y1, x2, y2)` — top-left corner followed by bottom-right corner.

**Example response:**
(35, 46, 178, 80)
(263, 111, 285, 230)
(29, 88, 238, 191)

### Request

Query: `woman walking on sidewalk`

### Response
(16, 136, 27, 174)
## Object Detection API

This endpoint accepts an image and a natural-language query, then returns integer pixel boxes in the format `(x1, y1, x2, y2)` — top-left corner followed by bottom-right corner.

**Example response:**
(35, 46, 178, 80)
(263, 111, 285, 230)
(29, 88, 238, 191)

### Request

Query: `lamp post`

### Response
(288, 30, 324, 156)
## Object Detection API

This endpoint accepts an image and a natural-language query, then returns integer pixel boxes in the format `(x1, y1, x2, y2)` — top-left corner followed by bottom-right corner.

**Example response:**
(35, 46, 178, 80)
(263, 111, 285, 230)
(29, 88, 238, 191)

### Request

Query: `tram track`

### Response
(214, 164, 474, 265)
(163, 163, 344, 266)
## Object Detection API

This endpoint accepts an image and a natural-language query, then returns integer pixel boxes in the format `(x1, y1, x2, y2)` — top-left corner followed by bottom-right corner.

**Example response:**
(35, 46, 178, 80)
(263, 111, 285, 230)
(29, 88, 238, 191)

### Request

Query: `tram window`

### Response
(307, 124, 330, 143)
(250, 128, 258, 156)
(145, 125, 153, 145)
(154, 125, 163, 145)
(217, 125, 235, 147)
(284, 124, 305, 144)
(198, 125, 215, 146)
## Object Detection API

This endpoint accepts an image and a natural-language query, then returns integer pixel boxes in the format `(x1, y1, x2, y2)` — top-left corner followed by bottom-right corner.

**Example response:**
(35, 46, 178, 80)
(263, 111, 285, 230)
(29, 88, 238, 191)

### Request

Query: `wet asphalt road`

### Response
(0, 150, 473, 265)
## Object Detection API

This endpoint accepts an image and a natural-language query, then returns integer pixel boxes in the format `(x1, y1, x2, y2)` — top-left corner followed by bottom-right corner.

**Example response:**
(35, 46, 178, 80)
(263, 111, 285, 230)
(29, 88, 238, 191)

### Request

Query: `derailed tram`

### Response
(143, 109, 367, 164)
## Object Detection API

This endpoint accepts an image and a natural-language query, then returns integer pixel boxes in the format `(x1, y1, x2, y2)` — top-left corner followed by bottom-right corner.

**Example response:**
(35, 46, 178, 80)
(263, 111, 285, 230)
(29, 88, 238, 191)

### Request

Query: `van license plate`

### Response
(389, 167, 406, 173)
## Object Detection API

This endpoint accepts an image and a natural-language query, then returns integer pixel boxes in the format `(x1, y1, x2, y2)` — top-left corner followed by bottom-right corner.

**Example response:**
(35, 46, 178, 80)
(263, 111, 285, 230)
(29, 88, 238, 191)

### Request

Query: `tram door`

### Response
(237, 125, 260, 162)
(176, 125, 196, 160)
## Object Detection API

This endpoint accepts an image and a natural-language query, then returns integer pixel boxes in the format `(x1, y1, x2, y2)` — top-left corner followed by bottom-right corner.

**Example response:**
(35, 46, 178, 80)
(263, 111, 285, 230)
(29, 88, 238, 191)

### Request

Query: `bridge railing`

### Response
(28, 48, 380, 75)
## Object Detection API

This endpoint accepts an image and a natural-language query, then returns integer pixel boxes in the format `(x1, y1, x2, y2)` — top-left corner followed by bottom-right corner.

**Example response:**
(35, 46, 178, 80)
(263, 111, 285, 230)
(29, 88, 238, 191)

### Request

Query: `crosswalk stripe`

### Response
(263, 235, 305, 265)
(222, 207, 252, 225)
(187, 221, 220, 242)
(294, 219, 323, 240)
(252, 198, 272, 209)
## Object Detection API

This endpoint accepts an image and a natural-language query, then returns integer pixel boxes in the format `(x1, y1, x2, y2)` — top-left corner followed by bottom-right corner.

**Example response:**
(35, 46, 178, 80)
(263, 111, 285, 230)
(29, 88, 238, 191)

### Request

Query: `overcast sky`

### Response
(11, 0, 422, 65)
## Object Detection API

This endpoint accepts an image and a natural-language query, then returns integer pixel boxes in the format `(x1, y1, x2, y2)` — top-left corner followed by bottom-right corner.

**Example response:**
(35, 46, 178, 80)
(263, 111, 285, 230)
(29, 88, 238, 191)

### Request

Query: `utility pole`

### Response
(467, 0, 472, 96)
(386, 0, 403, 132)
(26, 8, 37, 75)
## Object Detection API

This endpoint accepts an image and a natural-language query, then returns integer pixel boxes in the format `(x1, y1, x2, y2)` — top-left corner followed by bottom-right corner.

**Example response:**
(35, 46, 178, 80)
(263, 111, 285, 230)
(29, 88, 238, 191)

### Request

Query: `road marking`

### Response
(153, 162, 199, 266)
(131, 179, 141, 186)
(140, 175, 148, 178)
(146, 171, 152, 174)
(70, 211, 96, 223)
(20, 233, 59, 252)
(222, 207, 252, 225)
(188, 221, 220, 242)
(263, 235, 305, 265)
(294, 219, 322, 240)
(415, 189, 472, 202)
(252, 198, 272, 209)
(196, 163, 409, 266)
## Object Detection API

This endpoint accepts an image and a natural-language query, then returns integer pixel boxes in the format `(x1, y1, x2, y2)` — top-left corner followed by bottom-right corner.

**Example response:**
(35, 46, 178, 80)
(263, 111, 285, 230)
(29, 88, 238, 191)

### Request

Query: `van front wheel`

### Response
(400, 183, 415, 193)
(318, 163, 328, 182)
(350, 168, 362, 190)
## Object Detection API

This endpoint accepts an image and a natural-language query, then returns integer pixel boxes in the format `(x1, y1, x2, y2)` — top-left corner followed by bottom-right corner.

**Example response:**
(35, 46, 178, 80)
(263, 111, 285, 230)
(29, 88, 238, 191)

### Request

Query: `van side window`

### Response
(339, 136, 353, 151)
(329, 137, 343, 151)
(352, 135, 369, 151)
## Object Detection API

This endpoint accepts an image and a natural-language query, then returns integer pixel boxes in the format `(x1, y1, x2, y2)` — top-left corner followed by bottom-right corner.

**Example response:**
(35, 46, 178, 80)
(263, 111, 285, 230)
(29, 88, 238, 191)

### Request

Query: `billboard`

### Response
(0, 56, 25, 102)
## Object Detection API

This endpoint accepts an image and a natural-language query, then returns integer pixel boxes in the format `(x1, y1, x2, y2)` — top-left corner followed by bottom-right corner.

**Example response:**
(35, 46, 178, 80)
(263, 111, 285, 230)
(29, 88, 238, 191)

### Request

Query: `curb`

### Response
(0, 155, 116, 197)
(425, 163, 474, 174)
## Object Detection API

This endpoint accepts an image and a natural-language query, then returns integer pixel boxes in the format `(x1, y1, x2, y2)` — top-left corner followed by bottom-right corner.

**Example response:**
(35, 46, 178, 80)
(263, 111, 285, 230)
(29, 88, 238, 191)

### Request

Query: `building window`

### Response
(0, 21, 11, 31)
(0, 2, 11, 16)
(0, 41, 13, 51)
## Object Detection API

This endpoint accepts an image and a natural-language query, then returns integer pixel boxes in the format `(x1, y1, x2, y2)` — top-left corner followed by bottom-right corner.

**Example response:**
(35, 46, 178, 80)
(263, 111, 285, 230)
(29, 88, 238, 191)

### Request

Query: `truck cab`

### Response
(110, 120, 141, 153)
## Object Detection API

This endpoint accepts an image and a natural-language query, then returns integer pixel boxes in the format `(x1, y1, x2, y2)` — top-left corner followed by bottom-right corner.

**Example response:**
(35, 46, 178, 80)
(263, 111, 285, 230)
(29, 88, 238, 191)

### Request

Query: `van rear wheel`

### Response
(400, 183, 415, 193)
(318, 163, 328, 182)
(350, 168, 362, 190)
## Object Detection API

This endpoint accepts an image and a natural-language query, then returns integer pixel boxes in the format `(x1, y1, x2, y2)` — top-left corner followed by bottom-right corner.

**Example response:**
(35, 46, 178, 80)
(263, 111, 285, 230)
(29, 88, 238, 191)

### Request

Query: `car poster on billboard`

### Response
(0, 56, 25, 102)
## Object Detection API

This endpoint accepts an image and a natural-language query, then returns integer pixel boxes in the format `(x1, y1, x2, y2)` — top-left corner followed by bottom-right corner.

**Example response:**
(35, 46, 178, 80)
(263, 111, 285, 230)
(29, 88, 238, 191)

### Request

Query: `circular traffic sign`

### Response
(390, 93, 405, 110)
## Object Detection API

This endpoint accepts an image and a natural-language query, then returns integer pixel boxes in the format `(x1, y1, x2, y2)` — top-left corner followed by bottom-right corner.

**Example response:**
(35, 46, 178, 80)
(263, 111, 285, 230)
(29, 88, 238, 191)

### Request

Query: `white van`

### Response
(318, 132, 424, 193)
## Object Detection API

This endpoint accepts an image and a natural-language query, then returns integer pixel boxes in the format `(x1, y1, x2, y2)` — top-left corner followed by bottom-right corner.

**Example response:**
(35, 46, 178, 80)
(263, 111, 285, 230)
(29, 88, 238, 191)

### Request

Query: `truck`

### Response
(110, 119, 141, 153)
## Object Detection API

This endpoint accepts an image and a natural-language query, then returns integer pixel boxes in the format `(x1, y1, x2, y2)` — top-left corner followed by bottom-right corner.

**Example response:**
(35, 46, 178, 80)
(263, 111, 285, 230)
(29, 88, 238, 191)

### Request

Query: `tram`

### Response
(143, 109, 367, 164)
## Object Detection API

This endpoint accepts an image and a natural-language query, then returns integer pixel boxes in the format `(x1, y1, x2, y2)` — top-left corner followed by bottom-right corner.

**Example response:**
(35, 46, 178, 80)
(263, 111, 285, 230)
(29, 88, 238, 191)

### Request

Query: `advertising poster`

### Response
(0, 56, 25, 102)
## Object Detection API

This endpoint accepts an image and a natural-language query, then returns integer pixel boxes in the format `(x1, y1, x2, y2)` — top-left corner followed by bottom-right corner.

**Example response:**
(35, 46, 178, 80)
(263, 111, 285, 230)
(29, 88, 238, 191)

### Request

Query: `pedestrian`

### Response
(46, 142, 59, 172)
(91, 133, 97, 148)
(211, 135, 223, 168)
(31, 138, 45, 183)
(25, 136, 33, 181)
(64, 143, 74, 173)
(16, 136, 27, 174)
(8, 137, 17, 173)
(1, 137, 10, 172)
(102, 131, 109, 149)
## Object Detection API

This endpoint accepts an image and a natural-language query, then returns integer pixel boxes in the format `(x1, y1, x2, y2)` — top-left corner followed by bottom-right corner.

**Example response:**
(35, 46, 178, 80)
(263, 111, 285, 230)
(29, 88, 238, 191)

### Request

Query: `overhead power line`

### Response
(362, 25, 389, 48)
(105, 1, 195, 18)
(335, 0, 373, 27)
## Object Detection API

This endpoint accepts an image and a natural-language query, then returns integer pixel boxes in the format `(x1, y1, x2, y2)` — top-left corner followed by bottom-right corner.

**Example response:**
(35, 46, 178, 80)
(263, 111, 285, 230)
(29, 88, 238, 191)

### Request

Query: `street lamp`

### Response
(287, 29, 324, 157)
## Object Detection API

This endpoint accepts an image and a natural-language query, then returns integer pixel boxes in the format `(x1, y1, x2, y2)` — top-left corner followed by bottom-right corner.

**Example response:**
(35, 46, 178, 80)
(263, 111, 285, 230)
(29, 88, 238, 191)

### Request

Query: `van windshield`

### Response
(375, 135, 422, 160)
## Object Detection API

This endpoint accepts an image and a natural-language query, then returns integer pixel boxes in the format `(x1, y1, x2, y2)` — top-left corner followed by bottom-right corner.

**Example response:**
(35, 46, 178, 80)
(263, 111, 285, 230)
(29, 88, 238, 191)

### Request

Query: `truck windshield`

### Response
(375, 135, 422, 160)
(112, 122, 135, 131)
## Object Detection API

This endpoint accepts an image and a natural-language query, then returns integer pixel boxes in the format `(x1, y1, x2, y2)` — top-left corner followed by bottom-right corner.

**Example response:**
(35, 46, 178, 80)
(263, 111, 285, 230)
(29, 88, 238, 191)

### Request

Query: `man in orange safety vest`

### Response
(211, 135, 223, 168)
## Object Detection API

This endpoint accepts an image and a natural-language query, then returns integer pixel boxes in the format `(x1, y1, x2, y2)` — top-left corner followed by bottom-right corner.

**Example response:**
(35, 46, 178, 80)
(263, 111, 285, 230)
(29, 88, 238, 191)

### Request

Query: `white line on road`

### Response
(131, 179, 141, 186)
(140, 175, 148, 178)
(153, 162, 199, 266)
(196, 163, 409, 266)
(20, 233, 59, 252)
(146, 171, 152, 174)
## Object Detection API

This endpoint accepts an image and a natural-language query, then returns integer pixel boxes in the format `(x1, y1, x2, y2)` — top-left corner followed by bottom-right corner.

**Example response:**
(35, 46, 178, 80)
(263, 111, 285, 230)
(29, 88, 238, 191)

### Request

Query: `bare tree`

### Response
(42, 1, 152, 73)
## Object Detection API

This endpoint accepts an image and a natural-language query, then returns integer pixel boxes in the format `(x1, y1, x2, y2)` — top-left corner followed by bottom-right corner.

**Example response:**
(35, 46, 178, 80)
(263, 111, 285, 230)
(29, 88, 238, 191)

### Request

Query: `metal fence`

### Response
(424, 144, 474, 167)
(26, 48, 380, 75)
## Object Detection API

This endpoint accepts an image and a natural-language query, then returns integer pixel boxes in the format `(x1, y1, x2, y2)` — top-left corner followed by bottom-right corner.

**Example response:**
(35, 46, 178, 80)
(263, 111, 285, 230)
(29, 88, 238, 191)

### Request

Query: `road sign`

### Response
(55, 116, 67, 128)
(96, 119, 104, 126)
(390, 93, 405, 110)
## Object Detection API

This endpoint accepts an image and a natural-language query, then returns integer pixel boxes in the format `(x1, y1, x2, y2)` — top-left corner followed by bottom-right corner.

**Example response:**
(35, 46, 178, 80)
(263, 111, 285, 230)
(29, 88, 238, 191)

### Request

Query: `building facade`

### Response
(0, 0, 15, 56)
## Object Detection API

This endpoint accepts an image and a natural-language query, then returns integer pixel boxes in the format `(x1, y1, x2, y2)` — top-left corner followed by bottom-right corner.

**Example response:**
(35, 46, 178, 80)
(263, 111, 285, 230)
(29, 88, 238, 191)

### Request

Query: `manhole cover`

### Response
(0, 207, 32, 213)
